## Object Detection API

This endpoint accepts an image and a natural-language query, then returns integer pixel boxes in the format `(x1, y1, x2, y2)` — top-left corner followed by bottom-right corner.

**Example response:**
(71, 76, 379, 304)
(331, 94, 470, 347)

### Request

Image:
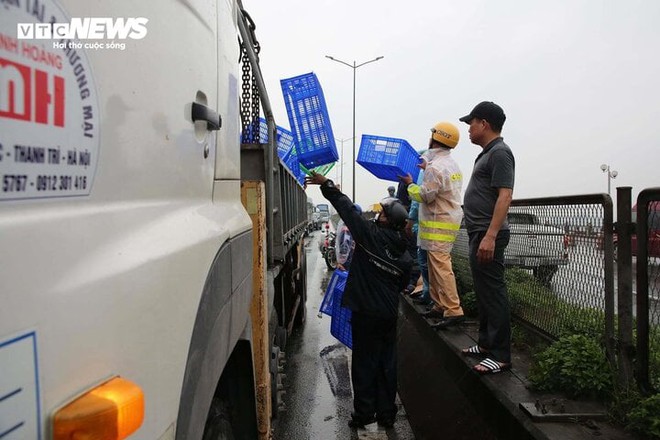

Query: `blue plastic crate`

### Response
(277, 128, 295, 160)
(284, 148, 306, 185)
(257, 117, 295, 160)
(328, 269, 352, 349)
(280, 72, 338, 168)
(357, 134, 422, 182)
(240, 118, 262, 144)
(319, 268, 348, 316)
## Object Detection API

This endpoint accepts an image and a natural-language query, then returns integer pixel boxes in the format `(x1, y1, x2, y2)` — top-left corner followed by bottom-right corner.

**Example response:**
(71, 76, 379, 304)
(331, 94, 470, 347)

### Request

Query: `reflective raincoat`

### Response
(407, 148, 463, 253)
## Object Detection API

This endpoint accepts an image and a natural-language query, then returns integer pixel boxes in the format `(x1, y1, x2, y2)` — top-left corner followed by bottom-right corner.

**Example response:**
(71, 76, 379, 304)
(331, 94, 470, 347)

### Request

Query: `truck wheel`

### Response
(275, 325, 287, 351)
(203, 398, 236, 440)
(534, 265, 558, 288)
(270, 345, 286, 418)
(294, 252, 307, 328)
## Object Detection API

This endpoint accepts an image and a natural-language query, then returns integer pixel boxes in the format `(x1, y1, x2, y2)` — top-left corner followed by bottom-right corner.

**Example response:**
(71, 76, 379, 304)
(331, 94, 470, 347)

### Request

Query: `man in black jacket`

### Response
(306, 172, 413, 429)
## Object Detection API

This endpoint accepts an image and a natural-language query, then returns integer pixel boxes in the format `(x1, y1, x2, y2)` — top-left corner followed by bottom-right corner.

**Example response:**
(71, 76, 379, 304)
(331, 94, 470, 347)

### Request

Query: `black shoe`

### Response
(347, 419, 364, 429)
(421, 308, 444, 319)
(409, 291, 423, 299)
(377, 418, 395, 429)
(431, 315, 465, 329)
(413, 298, 431, 305)
(348, 415, 376, 429)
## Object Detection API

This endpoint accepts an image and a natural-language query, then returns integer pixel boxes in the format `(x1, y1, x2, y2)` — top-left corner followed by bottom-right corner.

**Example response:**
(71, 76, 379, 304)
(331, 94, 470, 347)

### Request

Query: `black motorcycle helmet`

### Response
(378, 197, 408, 231)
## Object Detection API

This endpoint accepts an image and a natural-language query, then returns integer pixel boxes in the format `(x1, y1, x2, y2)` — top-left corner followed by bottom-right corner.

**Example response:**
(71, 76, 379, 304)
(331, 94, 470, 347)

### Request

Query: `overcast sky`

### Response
(245, 0, 659, 209)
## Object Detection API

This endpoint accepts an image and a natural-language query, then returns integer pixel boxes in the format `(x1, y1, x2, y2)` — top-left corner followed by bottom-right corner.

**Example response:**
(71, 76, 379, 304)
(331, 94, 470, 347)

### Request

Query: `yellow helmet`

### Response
(430, 122, 460, 148)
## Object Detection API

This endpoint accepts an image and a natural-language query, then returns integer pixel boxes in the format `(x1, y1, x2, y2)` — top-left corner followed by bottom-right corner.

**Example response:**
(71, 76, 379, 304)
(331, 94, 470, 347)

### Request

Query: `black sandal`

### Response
(473, 358, 511, 375)
(461, 345, 489, 358)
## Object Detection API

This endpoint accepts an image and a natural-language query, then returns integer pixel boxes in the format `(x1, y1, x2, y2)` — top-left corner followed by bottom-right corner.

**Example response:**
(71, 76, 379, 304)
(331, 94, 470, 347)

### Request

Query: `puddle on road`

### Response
(320, 343, 352, 398)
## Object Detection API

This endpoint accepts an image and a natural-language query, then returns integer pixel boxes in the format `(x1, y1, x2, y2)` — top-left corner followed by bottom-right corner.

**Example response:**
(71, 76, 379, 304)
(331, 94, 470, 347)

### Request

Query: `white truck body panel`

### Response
(0, 1, 252, 438)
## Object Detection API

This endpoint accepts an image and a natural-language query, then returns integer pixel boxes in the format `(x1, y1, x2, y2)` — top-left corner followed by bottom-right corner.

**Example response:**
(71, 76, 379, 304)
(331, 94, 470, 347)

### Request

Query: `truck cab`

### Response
(0, 2, 306, 439)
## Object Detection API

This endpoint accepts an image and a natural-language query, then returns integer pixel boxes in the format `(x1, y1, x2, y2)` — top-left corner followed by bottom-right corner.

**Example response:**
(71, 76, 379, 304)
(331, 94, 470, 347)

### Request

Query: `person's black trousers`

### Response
(468, 230, 512, 364)
(350, 311, 398, 424)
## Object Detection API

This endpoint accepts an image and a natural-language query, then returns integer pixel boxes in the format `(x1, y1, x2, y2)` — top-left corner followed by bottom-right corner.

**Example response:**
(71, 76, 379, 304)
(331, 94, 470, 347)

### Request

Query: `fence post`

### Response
(616, 187, 635, 389)
(602, 195, 617, 371)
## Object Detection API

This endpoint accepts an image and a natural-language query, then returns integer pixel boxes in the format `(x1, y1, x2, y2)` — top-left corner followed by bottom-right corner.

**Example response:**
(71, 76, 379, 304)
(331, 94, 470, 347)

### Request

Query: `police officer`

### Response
(306, 172, 412, 429)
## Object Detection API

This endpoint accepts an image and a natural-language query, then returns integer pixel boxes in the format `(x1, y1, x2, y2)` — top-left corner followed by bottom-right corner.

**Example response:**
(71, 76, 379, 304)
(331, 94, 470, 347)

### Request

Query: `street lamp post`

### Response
(335, 137, 353, 190)
(600, 164, 618, 195)
(326, 55, 384, 203)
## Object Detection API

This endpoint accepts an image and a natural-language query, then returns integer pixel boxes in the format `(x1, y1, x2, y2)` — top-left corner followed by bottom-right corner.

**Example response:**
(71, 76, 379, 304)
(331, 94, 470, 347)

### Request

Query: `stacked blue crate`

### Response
(357, 134, 422, 183)
(258, 118, 306, 184)
(326, 269, 352, 349)
(280, 72, 338, 168)
(282, 144, 306, 185)
(319, 268, 347, 317)
(257, 118, 292, 160)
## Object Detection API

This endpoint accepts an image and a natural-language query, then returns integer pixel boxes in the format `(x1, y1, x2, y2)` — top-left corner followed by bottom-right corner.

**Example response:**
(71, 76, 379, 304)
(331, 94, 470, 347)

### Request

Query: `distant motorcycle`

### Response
(324, 232, 337, 271)
(319, 227, 337, 271)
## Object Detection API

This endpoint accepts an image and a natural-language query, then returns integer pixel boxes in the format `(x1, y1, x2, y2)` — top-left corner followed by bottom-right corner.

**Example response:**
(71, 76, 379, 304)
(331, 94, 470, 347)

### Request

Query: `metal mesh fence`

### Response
(636, 190, 660, 392)
(649, 240, 660, 391)
(452, 195, 614, 343)
(450, 190, 660, 393)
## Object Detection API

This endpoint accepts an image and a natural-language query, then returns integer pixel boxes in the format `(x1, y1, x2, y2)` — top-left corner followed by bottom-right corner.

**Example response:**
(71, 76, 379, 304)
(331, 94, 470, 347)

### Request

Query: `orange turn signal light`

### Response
(53, 376, 144, 440)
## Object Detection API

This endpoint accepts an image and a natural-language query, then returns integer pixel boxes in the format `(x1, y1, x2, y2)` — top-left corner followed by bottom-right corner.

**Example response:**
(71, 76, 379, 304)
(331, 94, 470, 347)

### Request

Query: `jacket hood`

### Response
(423, 147, 452, 161)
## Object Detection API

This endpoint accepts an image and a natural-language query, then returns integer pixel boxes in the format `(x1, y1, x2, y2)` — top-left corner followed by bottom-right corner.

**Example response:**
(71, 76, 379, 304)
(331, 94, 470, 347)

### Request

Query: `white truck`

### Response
(454, 211, 569, 287)
(504, 211, 569, 286)
(1, 1, 307, 439)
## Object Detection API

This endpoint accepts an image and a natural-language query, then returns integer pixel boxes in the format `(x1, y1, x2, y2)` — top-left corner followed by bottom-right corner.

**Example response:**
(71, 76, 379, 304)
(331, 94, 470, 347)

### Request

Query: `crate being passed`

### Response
(357, 134, 421, 183)
(280, 72, 338, 168)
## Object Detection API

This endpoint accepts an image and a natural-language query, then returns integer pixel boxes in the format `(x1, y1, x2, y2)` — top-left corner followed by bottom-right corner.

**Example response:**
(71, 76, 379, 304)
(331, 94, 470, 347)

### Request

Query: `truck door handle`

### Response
(191, 102, 222, 131)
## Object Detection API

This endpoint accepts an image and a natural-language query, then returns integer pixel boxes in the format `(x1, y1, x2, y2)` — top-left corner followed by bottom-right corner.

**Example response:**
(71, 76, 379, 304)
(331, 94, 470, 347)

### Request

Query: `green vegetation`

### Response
(452, 255, 478, 317)
(626, 394, 660, 439)
(450, 254, 660, 437)
(528, 334, 613, 398)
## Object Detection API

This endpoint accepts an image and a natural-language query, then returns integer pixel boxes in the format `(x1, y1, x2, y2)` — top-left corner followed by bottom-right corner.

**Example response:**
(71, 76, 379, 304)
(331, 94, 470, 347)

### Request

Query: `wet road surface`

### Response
(273, 231, 416, 440)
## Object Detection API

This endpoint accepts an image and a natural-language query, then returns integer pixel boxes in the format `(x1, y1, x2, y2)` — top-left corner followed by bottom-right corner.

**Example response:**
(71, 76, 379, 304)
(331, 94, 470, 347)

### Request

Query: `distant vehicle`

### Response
(307, 199, 320, 232)
(454, 212, 569, 287)
(319, 227, 338, 271)
(317, 203, 331, 224)
(599, 202, 660, 258)
(505, 212, 570, 286)
(633, 201, 660, 258)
